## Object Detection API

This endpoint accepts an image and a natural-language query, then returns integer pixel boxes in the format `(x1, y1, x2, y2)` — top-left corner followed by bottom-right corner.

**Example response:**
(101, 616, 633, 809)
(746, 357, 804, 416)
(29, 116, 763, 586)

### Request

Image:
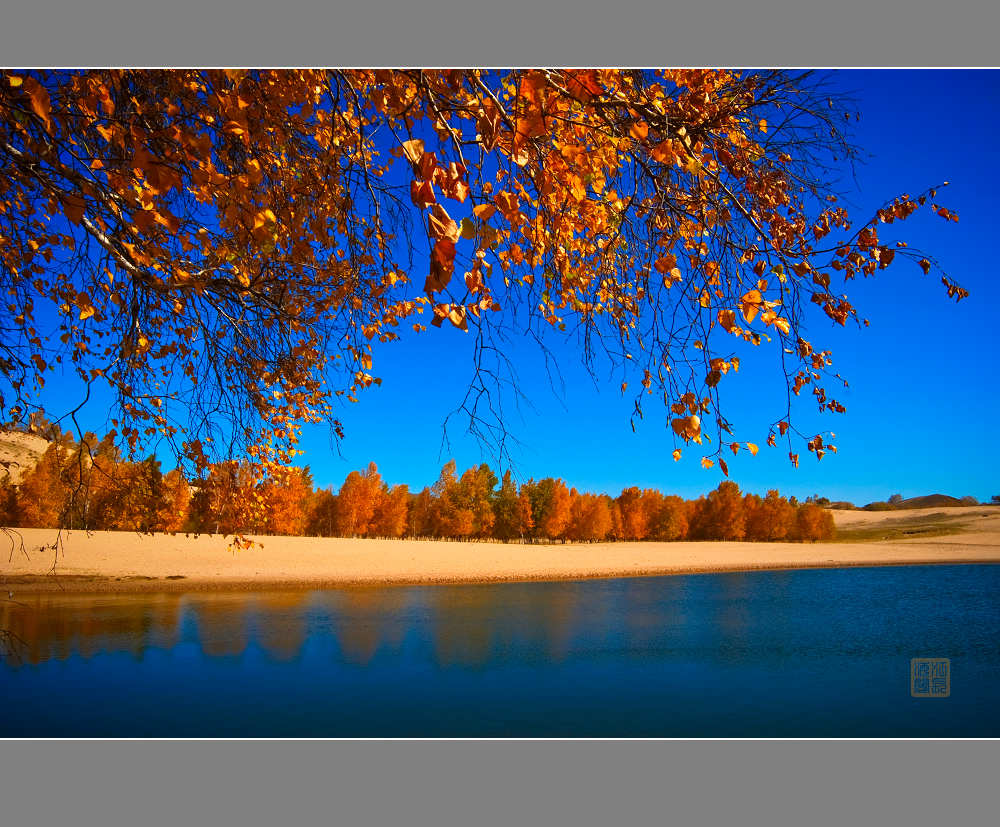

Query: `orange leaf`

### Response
(654, 254, 677, 274)
(428, 204, 460, 243)
(473, 204, 496, 221)
(747, 442, 759, 456)
(718, 309, 737, 332)
(62, 194, 86, 225)
(701, 457, 714, 469)
(410, 179, 436, 209)
(564, 70, 602, 102)
(740, 289, 762, 323)
(719, 457, 729, 477)
(23, 77, 52, 132)
(447, 305, 469, 331)
(401, 139, 425, 164)
(672, 449, 681, 462)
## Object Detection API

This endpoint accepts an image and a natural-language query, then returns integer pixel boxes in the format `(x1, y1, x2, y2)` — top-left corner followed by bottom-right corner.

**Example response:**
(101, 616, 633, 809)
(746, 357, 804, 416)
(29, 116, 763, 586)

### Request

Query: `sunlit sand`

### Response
(4, 507, 998, 593)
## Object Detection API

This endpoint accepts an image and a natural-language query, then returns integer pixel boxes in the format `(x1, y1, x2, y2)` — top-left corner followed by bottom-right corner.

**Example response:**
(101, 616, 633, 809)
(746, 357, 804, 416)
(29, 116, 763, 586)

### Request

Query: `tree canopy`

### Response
(0, 69, 965, 507)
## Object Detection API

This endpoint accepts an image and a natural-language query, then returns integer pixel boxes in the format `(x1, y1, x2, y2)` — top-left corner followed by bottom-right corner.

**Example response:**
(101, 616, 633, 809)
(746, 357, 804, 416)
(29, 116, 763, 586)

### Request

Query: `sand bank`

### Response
(2, 507, 998, 593)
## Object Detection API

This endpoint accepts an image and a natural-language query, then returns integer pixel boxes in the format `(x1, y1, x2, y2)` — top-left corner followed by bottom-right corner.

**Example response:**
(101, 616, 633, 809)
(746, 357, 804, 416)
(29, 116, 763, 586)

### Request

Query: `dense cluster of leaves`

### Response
(1, 430, 833, 543)
(0, 69, 964, 516)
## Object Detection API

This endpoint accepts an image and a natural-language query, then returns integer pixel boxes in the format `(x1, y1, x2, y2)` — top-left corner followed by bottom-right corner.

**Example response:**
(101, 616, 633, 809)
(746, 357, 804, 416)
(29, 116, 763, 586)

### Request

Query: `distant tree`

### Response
(186, 461, 256, 535)
(262, 466, 313, 535)
(648, 494, 690, 541)
(16, 434, 74, 527)
(794, 503, 835, 542)
(305, 488, 337, 537)
(568, 491, 613, 542)
(888, 493, 903, 505)
(335, 464, 382, 536)
(959, 495, 979, 506)
(429, 460, 460, 537)
(691, 481, 746, 541)
(533, 478, 572, 541)
(744, 489, 797, 541)
(456, 464, 498, 538)
(370, 484, 410, 538)
(157, 468, 191, 532)
(0, 477, 19, 525)
(516, 488, 535, 541)
(407, 487, 434, 537)
(491, 470, 521, 541)
(617, 487, 662, 541)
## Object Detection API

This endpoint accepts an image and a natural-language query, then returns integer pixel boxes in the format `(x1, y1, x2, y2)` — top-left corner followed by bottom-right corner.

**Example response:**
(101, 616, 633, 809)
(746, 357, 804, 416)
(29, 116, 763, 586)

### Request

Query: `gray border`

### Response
(2, 1, 998, 825)
(1, 740, 997, 826)
(0, 2, 999, 66)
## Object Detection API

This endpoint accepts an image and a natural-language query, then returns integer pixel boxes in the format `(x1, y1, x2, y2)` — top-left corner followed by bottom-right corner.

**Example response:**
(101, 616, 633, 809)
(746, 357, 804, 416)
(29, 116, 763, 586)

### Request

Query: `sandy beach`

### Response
(1, 506, 997, 593)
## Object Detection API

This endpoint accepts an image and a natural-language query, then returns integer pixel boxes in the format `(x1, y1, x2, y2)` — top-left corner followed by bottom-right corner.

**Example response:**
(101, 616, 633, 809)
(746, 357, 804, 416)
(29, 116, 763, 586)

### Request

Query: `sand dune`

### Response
(2, 507, 998, 593)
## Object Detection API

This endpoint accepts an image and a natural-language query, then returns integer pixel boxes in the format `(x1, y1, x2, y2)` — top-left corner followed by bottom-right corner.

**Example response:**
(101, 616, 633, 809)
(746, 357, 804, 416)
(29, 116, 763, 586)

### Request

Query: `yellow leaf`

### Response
(672, 449, 681, 461)
(747, 442, 759, 456)
(8, 75, 23, 88)
(701, 457, 714, 469)
(473, 204, 496, 221)
(401, 139, 425, 164)
(79, 305, 95, 321)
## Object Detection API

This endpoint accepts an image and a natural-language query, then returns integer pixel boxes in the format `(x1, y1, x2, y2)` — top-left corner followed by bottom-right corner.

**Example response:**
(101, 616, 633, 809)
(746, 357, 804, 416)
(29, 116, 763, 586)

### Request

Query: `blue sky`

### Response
(30, 70, 1000, 504)
(294, 70, 1000, 503)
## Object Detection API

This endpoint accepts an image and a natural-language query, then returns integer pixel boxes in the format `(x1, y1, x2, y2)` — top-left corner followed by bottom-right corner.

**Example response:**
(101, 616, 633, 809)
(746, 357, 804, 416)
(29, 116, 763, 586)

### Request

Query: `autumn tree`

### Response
(370, 483, 410, 538)
(794, 502, 835, 542)
(516, 486, 535, 541)
(691, 480, 746, 541)
(744, 489, 797, 542)
(648, 494, 691, 541)
(567, 491, 613, 542)
(455, 464, 498, 539)
(0, 476, 18, 525)
(407, 486, 434, 538)
(157, 468, 191, 532)
(428, 460, 460, 537)
(16, 433, 74, 527)
(305, 487, 338, 537)
(525, 477, 572, 541)
(334, 463, 383, 537)
(261, 466, 313, 535)
(0, 69, 967, 518)
(491, 469, 521, 541)
(186, 461, 256, 535)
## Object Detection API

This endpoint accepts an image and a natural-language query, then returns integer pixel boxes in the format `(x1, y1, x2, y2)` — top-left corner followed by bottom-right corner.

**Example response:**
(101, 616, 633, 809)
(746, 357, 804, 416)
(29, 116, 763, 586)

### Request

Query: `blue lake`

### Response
(2, 564, 998, 737)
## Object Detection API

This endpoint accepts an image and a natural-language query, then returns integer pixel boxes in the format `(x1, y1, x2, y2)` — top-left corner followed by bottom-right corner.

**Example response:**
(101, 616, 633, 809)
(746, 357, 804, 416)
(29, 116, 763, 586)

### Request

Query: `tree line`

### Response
(1, 429, 834, 542)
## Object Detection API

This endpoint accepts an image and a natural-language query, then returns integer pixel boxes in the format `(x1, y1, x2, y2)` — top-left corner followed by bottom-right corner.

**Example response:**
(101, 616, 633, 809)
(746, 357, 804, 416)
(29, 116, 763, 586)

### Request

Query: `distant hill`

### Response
(898, 494, 969, 508)
(860, 493, 977, 511)
(0, 430, 51, 484)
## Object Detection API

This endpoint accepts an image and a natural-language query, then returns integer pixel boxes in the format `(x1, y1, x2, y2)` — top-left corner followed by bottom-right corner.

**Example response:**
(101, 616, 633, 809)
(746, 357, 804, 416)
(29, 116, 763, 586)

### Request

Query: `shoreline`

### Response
(4, 556, 1000, 594)
(3, 515, 999, 594)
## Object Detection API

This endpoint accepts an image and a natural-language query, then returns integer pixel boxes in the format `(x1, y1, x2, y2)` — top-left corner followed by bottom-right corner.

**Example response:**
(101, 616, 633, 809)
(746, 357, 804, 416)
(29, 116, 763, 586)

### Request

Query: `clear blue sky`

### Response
(34, 70, 1000, 504)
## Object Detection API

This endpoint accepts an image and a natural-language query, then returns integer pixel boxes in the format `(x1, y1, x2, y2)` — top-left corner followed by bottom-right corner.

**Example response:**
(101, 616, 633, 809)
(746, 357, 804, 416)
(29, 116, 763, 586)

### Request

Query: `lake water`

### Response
(2, 564, 998, 737)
